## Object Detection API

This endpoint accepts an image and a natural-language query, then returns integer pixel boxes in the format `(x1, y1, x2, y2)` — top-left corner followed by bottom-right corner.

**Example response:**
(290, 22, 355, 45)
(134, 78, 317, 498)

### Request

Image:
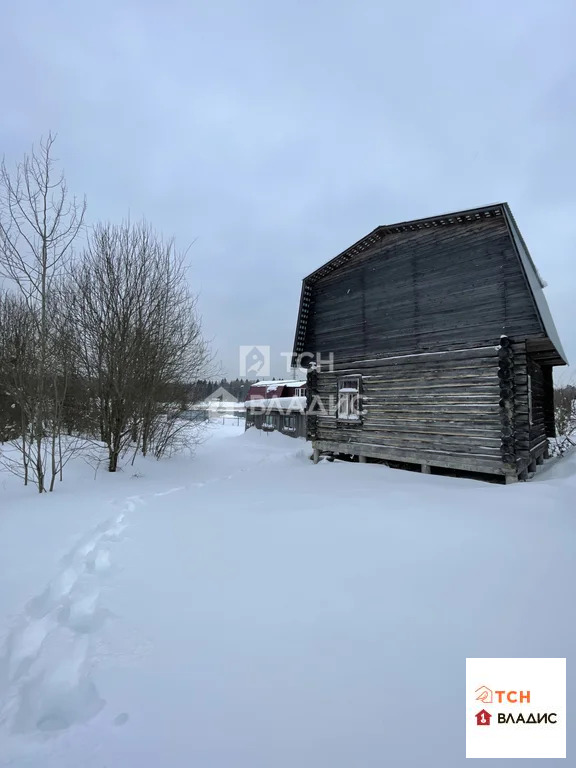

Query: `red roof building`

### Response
(244, 380, 307, 438)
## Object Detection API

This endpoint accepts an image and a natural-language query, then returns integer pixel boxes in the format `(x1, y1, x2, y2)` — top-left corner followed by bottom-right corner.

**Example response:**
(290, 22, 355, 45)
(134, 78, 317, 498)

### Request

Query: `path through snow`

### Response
(0, 424, 574, 767)
(0, 504, 129, 734)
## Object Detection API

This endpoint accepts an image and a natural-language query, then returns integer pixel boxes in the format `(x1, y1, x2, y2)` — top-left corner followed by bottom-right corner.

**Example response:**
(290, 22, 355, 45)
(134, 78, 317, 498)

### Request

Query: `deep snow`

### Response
(0, 423, 574, 767)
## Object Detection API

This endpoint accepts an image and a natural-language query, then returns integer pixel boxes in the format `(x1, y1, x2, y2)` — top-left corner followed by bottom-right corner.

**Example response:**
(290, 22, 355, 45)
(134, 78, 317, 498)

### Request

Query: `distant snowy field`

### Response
(1, 423, 574, 767)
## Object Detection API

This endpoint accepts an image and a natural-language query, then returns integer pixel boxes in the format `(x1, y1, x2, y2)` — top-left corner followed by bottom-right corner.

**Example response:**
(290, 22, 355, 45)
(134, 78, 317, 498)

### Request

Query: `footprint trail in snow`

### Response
(0, 501, 132, 736)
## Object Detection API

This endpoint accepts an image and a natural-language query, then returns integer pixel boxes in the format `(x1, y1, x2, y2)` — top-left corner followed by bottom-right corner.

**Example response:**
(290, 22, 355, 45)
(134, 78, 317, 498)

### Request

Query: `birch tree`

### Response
(0, 134, 86, 491)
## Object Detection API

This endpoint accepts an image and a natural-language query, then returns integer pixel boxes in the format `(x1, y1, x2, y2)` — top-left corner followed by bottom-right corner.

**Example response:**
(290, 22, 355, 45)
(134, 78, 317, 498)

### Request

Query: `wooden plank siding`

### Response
(304, 217, 543, 363)
(307, 346, 510, 475)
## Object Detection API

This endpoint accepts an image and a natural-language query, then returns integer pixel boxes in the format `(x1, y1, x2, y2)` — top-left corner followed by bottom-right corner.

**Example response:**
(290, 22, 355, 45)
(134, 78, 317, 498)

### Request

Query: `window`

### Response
(283, 415, 296, 432)
(294, 387, 306, 397)
(527, 374, 533, 426)
(337, 377, 361, 421)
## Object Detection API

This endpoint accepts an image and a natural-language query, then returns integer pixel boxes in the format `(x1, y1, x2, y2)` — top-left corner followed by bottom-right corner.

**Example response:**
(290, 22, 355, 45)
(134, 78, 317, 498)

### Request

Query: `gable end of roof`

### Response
(292, 204, 568, 365)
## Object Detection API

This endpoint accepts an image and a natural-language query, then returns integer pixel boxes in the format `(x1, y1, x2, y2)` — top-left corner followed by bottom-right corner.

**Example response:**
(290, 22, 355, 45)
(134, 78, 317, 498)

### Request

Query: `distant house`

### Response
(205, 386, 238, 404)
(292, 203, 567, 482)
(245, 380, 307, 438)
(199, 386, 244, 421)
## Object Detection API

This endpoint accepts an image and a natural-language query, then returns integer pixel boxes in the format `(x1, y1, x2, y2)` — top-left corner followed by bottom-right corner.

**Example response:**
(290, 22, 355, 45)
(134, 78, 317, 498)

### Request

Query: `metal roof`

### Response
(502, 204, 568, 365)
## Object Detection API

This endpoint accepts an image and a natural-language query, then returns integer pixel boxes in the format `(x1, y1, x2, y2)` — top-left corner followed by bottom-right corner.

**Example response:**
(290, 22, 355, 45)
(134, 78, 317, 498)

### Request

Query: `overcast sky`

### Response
(2, 0, 575, 380)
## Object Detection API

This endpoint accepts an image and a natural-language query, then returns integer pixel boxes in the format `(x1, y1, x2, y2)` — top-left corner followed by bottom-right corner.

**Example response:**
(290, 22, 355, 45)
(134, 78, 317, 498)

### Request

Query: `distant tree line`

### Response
(0, 134, 213, 492)
(190, 379, 255, 402)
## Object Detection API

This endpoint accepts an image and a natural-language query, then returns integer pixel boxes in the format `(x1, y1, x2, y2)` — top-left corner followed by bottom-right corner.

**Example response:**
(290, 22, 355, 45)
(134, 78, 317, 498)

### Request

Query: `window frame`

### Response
(337, 376, 362, 422)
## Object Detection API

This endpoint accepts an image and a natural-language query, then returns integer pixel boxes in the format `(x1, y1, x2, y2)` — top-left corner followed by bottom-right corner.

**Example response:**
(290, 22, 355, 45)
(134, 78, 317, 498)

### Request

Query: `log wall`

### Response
(307, 345, 512, 476)
(509, 342, 550, 470)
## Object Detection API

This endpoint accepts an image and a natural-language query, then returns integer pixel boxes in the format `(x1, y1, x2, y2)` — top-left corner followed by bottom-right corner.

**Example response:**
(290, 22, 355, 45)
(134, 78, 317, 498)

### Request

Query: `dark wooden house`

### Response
(292, 203, 567, 482)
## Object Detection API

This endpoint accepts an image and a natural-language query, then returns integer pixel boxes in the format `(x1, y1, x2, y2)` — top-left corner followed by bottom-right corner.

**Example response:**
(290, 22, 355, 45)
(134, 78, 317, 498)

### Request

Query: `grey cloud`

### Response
(1, 0, 574, 377)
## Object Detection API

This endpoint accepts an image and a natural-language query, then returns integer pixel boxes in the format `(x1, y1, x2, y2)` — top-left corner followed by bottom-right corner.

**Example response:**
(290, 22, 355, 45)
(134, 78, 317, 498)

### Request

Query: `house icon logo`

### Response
(476, 709, 492, 726)
(239, 345, 270, 377)
(475, 685, 493, 704)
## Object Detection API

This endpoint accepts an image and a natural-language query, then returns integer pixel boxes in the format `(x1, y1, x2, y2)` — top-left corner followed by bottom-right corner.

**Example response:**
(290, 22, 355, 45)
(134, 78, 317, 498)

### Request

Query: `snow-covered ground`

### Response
(0, 424, 574, 767)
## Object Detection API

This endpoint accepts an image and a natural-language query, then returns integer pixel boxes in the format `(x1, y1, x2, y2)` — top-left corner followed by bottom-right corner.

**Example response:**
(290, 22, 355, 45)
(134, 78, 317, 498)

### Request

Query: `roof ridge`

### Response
(304, 203, 507, 284)
(379, 202, 507, 231)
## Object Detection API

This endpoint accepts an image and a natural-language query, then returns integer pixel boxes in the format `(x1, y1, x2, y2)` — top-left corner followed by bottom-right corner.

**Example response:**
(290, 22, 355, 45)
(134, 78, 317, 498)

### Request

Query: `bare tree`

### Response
(0, 134, 86, 491)
(0, 291, 37, 484)
(552, 383, 576, 456)
(65, 220, 212, 472)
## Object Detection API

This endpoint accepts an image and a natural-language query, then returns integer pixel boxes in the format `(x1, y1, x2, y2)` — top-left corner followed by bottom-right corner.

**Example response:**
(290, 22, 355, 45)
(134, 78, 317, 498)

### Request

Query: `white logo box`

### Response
(466, 658, 566, 759)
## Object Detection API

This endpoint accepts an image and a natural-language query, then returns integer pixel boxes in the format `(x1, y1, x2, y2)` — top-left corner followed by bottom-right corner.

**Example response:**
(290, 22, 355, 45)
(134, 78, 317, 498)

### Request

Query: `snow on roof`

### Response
(197, 401, 245, 411)
(244, 396, 306, 412)
(253, 380, 307, 388)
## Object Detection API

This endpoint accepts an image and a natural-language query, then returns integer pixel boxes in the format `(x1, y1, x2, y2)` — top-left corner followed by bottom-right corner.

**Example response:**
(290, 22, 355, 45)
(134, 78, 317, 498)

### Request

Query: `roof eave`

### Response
(501, 204, 569, 366)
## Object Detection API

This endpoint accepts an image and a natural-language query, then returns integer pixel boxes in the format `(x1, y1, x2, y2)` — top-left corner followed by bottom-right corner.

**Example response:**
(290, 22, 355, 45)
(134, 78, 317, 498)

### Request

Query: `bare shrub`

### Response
(552, 383, 576, 456)
(65, 220, 212, 472)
